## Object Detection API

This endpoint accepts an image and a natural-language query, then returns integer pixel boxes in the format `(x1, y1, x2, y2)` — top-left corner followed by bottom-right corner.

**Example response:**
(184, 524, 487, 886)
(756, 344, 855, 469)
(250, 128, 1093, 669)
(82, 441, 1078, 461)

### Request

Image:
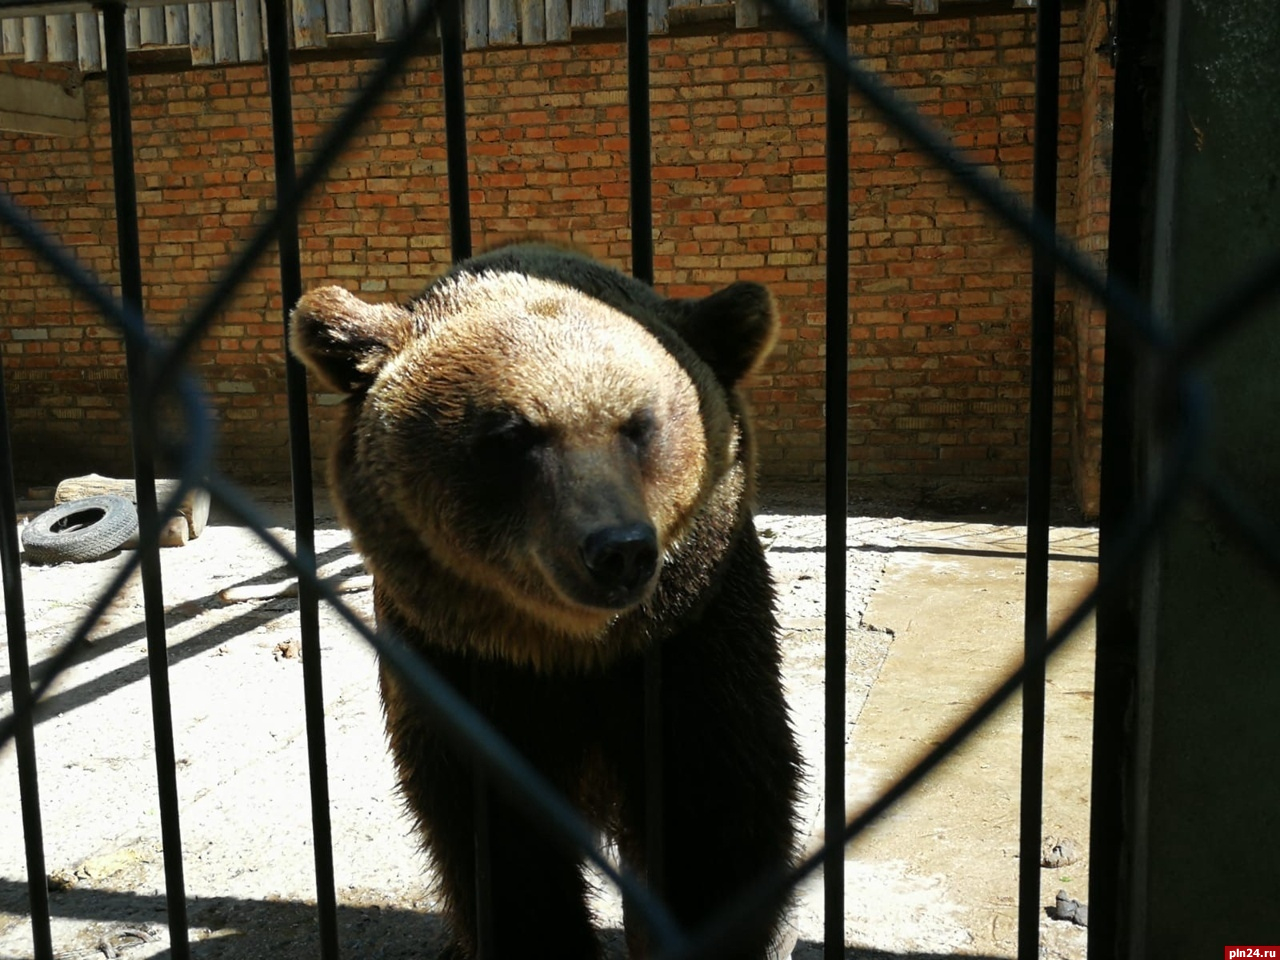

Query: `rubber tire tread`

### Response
(22, 495, 140, 565)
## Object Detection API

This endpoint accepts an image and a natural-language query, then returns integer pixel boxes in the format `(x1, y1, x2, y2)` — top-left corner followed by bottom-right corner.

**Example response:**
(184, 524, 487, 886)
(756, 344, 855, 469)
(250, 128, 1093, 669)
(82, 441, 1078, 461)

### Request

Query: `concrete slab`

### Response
(839, 524, 1097, 958)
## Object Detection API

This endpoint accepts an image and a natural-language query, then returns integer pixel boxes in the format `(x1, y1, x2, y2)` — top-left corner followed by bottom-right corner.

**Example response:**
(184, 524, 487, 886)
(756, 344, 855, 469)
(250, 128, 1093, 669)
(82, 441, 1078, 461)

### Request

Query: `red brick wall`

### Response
(0, 11, 1106, 506)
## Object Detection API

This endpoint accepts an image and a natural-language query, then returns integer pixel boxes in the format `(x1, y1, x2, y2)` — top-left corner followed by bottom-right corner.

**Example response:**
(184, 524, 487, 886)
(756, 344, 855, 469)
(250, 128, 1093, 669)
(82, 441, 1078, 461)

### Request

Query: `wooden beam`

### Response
(125, 8, 140, 47)
(650, 0, 667, 32)
(2, 19, 24, 56)
(166, 4, 190, 43)
(545, 0, 568, 40)
(350, 0, 374, 31)
(188, 3, 214, 62)
(45, 13, 76, 63)
(22, 17, 45, 62)
(570, 0, 603, 28)
(139, 5, 165, 43)
(325, 0, 350, 33)
(490, 0, 516, 43)
(374, 0, 405, 41)
(0, 69, 87, 136)
(293, 0, 327, 46)
(236, 0, 262, 59)
(75, 10, 101, 70)
(463, 0, 485, 47)
(520, 0, 543, 42)
(211, 0, 237, 61)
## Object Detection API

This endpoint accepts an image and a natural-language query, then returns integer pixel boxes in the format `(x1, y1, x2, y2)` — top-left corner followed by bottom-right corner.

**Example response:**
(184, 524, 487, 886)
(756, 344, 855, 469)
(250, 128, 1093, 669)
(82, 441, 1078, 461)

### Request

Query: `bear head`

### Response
(290, 245, 776, 670)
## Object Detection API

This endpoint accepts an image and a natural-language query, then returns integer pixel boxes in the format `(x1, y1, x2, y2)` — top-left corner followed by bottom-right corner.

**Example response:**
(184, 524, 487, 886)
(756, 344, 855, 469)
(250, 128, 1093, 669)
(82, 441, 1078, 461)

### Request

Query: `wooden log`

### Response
(166, 4, 190, 45)
(189, 3, 214, 63)
(490, 0, 516, 44)
(293, 0, 327, 47)
(325, 0, 350, 33)
(520, 0, 543, 42)
(2, 19, 24, 57)
(22, 17, 45, 63)
(122, 516, 190, 550)
(544, 0, 568, 40)
(54, 473, 211, 541)
(211, 0, 238, 61)
(350, 0, 374, 32)
(139, 6, 166, 45)
(374, 0, 406, 41)
(236, 0, 263, 60)
(45, 14, 76, 63)
(76, 12, 102, 71)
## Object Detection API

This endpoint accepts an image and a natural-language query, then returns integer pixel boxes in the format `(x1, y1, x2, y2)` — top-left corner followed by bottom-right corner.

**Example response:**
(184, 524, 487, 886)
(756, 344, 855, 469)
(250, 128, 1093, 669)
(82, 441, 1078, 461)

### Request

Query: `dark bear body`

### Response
(290, 245, 801, 959)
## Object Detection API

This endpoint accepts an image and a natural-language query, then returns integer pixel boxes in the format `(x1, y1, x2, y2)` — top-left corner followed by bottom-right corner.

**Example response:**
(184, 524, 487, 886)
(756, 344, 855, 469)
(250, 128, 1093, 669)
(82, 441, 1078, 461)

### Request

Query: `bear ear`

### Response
(666, 281, 779, 388)
(289, 286, 415, 394)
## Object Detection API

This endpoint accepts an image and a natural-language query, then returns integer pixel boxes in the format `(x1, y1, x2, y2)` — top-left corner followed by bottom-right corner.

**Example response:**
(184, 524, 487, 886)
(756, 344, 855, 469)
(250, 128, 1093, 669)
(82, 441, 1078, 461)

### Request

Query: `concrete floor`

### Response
(0, 491, 1098, 959)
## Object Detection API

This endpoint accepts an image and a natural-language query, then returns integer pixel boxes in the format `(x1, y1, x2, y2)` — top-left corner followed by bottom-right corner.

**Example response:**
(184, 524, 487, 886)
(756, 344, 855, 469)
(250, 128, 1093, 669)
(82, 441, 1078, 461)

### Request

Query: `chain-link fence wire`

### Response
(1, 0, 1279, 956)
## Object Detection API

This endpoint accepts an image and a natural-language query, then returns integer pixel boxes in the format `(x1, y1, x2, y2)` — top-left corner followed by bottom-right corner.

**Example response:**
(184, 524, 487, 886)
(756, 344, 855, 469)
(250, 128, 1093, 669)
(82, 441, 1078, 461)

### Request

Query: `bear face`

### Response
(291, 245, 777, 670)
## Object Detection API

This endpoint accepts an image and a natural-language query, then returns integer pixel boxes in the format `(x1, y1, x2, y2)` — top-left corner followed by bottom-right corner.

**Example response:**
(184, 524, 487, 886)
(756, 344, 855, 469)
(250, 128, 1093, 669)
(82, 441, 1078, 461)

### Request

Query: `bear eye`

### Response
(620, 409, 655, 452)
(474, 412, 549, 463)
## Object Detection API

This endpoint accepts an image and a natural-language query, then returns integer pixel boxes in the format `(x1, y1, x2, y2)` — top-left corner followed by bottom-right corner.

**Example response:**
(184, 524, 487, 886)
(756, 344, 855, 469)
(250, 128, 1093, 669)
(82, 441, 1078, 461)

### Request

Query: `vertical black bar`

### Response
(263, 1, 340, 957)
(441, 0, 472, 262)
(1019, 1, 1060, 957)
(1088, 1, 1156, 954)
(100, 5, 190, 957)
(823, 0, 849, 957)
(627, 0, 653, 286)
(626, 0, 663, 909)
(439, 0, 487, 953)
(0, 377, 52, 960)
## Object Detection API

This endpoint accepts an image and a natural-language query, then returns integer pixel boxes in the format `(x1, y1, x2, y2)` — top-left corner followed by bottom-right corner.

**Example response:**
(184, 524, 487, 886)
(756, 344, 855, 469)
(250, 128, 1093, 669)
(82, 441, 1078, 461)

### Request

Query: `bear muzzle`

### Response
(579, 522, 659, 608)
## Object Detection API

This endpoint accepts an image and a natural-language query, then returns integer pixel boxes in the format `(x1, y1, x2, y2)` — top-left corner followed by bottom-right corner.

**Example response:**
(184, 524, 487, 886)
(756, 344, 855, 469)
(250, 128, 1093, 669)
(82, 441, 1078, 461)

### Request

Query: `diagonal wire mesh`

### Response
(1, 0, 1278, 957)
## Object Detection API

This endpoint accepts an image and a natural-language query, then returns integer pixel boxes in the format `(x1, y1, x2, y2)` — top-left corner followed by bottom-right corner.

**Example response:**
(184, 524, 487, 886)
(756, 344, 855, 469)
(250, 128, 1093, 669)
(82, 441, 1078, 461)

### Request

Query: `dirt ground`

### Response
(0, 484, 1097, 960)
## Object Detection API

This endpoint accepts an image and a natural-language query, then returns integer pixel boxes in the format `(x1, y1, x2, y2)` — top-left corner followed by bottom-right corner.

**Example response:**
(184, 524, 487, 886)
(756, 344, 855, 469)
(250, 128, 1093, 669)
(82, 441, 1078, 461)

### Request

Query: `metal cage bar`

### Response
(0, 357, 51, 960)
(101, 6, 192, 957)
(1017, 0, 1060, 953)
(626, 0, 665, 909)
(263, 0, 342, 954)
(821, 0, 849, 956)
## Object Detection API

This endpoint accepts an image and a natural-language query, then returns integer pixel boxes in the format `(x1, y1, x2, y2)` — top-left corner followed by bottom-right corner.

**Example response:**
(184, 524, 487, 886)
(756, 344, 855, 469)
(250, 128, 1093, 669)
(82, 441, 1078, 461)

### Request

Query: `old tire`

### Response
(21, 495, 139, 565)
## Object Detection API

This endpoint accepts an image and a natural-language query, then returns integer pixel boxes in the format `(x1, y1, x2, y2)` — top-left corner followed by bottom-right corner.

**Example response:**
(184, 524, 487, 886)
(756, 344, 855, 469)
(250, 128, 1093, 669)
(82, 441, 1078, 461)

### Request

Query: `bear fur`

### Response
(290, 244, 801, 959)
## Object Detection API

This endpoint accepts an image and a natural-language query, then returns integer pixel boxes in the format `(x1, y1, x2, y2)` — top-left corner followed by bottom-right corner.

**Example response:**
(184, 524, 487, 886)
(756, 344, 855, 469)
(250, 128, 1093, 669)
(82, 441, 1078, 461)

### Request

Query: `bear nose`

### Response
(581, 523, 658, 596)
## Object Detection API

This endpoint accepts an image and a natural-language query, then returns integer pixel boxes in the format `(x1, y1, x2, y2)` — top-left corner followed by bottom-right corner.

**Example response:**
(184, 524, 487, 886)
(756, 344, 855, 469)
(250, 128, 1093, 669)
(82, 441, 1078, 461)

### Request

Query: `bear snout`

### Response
(580, 522, 658, 605)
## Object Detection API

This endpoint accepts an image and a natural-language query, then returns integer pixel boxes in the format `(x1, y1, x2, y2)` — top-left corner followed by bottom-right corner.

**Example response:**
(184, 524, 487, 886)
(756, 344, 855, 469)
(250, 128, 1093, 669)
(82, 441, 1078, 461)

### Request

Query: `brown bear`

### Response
(290, 243, 801, 959)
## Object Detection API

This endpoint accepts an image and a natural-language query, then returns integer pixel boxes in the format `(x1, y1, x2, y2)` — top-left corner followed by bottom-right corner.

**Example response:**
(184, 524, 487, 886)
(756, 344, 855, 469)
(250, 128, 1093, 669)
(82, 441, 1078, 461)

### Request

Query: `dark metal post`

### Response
(438, 0, 488, 952)
(627, 0, 654, 286)
(100, 4, 190, 956)
(263, 1, 340, 956)
(1089, 1, 1159, 954)
(441, 0, 472, 262)
(625, 0, 663, 909)
(823, 0, 849, 957)
(0, 374, 51, 960)
(1019, 1, 1060, 956)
